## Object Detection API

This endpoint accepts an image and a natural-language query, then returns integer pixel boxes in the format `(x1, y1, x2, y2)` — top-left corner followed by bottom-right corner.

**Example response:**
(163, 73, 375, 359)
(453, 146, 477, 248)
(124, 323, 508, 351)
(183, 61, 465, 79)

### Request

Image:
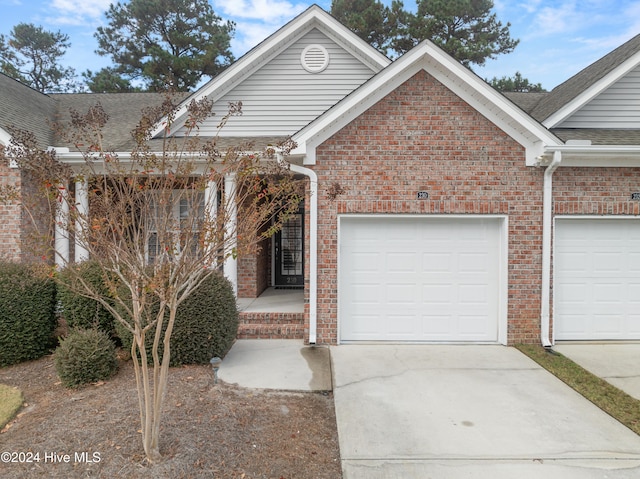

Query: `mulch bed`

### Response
(0, 354, 342, 478)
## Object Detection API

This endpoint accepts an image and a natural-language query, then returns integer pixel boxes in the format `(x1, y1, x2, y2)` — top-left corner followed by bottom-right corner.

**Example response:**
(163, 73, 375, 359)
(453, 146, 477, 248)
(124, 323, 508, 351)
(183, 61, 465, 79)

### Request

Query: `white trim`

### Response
(543, 50, 640, 128)
(543, 145, 640, 167)
(336, 213, 508, 345)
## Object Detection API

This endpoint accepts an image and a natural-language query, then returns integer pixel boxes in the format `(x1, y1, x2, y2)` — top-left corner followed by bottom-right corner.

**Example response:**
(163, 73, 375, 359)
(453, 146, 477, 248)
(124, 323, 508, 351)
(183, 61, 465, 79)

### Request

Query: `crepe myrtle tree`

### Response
(0, 97, 303, 462)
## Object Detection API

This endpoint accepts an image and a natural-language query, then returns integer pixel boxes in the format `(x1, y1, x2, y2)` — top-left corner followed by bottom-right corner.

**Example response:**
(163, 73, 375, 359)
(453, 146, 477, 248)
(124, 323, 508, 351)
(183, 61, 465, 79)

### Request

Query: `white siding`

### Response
(559, 65, 640, 129)
(177, 29, 378, 137)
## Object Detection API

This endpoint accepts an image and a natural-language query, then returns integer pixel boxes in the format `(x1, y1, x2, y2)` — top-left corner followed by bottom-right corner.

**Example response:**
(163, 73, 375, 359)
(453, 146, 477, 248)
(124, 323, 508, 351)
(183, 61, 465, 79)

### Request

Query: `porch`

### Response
(237, 288, 305, 340)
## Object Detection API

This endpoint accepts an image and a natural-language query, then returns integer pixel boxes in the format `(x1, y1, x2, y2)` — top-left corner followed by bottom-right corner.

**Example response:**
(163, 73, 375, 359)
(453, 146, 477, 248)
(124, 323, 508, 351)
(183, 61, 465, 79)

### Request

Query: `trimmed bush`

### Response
(54, 328, 118, 388)
(0, 262, 57, 367)
(116, 272, 238, 366)
(57, 261, 116, 337)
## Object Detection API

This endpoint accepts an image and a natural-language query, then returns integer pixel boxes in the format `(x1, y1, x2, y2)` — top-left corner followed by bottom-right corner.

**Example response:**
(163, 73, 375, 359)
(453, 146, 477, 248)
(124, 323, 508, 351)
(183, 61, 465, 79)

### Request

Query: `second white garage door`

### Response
(339, 216, 505, 343)
(555, 218, 640, 341)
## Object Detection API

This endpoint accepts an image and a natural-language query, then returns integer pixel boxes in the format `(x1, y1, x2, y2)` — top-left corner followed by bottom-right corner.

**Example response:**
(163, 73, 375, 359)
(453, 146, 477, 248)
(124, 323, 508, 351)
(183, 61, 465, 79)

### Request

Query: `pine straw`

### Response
(0, 355, 341, 479)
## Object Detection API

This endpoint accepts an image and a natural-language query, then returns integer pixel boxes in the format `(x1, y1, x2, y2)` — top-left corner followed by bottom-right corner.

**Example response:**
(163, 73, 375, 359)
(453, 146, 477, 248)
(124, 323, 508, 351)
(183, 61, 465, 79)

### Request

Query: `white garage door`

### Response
(555, 218, 640, 340)
(339, 216, 503, 342)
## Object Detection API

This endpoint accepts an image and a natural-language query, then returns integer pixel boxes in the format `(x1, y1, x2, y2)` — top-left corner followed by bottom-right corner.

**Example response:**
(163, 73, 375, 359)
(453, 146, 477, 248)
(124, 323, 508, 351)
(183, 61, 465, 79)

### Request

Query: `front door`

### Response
(274, 206, 304, 288)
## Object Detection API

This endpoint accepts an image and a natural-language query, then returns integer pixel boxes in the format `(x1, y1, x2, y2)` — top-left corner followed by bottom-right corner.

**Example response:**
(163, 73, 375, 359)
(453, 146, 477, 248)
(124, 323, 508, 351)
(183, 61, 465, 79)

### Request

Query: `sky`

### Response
(0, 0, 639, 91)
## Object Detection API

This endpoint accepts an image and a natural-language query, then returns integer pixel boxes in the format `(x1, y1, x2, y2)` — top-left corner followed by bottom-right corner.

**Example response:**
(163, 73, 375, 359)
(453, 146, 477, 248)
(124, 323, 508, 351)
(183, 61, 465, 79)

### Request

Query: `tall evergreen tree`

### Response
(394, 0, 519, 66)
(92, 0, 235, 92)
(331, 0, 392, 54)
(490, 71, 545, 92)
(334, 0, 519, 68)
(0, 23, 76, 93)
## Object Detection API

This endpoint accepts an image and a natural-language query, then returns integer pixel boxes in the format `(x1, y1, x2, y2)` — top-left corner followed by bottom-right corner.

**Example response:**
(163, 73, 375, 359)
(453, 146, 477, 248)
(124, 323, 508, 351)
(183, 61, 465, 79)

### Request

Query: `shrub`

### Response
(0, 261, 57, 367)
(116, 271, 238, 366)
(57, 261, 116, 337)
(54, 328, 118, 388)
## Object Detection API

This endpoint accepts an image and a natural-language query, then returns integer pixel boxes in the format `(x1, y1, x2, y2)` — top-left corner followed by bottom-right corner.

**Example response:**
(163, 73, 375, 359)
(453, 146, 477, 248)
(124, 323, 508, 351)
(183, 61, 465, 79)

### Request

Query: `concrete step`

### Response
(237, 322, 305, 339)
(238, 311, 304, 325)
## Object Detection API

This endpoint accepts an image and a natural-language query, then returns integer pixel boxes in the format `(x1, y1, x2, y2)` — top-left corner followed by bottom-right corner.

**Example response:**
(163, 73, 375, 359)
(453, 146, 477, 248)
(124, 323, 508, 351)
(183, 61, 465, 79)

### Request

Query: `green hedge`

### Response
(117, 272, 238, 366)
(0, 262, 57, 367)
(54, 328, 118, 388)
(57, 261, 116, 337)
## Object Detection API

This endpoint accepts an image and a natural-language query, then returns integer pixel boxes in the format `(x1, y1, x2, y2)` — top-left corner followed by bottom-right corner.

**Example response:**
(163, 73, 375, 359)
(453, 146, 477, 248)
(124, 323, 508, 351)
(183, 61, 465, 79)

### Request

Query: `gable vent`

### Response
(301, 45, 329, 73)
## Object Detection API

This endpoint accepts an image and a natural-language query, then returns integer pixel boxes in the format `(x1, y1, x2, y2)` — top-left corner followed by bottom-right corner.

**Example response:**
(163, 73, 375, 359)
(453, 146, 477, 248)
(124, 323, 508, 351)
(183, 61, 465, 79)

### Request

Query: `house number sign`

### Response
(417, 191, 429, 199)
(632, 192, 640, 200)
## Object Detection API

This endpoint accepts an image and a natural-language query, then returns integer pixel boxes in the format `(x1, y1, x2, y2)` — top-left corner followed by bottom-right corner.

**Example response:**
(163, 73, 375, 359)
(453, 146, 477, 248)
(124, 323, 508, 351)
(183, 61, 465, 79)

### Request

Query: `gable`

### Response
(292, 40, 561, 166)
(319, 70, 526, 158)
(174, 28, 379, 138)
(556, 64, 640, 129)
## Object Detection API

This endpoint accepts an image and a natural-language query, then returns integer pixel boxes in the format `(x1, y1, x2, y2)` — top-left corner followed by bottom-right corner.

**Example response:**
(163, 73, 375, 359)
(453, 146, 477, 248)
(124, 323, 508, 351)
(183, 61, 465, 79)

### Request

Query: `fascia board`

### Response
(294, 40, 561, 166)
(545, 145, 640, 167)
(543, 50, 640, 128)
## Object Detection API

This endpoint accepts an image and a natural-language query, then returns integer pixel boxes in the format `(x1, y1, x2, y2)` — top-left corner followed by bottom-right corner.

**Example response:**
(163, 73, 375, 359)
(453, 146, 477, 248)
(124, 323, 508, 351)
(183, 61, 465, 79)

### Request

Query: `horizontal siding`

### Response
(559, 65, 640, 128)
(176, 28, 377, 137)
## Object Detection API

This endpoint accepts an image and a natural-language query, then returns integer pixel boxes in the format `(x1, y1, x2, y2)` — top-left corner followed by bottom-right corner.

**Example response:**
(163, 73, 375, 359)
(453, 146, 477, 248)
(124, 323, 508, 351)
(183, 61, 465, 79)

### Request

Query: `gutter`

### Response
(540, 150, 562, 347)
(288, 163, 318, 345)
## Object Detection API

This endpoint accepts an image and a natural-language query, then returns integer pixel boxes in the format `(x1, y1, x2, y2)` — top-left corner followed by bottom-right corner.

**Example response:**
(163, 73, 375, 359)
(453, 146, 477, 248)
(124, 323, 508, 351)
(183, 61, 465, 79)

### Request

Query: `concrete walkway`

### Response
(331, 345, 640, 479)
(554, 343, 640, 400)
(217, 339, 331, 391)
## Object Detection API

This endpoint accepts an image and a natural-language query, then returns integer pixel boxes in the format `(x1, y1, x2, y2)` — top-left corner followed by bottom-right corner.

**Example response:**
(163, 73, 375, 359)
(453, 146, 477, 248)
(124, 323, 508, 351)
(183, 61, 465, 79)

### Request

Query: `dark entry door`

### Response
(274, 206, 304, 287)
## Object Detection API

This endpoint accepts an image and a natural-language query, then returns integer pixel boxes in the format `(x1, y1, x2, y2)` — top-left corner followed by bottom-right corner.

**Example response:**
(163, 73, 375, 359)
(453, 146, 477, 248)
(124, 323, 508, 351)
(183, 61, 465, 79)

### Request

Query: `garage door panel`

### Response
(422, 252, 452, 272)
(340, 217, 502, 342)
(555, 219, 640, 340)
(387, 252, 419, 273)
(387, 284, 418, 304)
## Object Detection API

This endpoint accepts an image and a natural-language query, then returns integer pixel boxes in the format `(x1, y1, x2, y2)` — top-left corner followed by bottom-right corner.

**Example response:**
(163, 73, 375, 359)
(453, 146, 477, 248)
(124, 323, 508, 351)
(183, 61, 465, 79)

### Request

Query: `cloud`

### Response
(213, 0, 307, 23)
(231, 20, 284, 56)
(47, 0, 111, 25)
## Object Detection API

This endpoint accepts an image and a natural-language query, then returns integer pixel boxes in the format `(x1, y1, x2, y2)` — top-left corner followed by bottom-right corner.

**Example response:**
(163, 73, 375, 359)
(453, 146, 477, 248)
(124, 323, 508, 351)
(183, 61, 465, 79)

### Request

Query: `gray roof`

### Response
(51, 92, 176, 151)
(0, 73, 58, 148)
(0, 84, 288, 154)
(502, 92, 549, 114)
(529, 33, 640, 123)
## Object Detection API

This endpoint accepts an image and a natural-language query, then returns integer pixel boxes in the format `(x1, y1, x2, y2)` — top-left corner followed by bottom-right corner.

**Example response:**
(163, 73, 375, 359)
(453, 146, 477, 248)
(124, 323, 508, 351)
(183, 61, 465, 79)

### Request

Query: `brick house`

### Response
(2, 6, 640, 346)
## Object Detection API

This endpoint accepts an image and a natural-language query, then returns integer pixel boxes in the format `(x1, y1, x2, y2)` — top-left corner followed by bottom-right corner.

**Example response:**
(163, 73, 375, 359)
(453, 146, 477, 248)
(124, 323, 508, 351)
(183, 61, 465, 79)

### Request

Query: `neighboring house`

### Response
(1, 5, 640, 346)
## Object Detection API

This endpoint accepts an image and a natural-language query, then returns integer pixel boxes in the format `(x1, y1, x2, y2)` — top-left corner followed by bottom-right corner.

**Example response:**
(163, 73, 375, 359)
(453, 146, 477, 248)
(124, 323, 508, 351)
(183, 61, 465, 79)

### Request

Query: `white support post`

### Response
(204, 179, 218, 268)
(75, 177, 89, 262)
(224, 173, 238, 296)
(54, 184, 70, 269)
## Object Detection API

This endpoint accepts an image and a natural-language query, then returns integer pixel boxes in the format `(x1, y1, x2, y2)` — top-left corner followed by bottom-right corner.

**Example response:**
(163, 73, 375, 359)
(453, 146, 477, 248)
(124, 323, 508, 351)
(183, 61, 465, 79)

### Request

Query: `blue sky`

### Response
(0, 0, 639, 90)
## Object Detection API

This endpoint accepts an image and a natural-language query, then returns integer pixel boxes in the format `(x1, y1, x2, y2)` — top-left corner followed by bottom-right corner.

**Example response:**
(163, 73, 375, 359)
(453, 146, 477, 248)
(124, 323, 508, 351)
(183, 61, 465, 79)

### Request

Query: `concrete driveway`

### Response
(331, 345, 640, 479)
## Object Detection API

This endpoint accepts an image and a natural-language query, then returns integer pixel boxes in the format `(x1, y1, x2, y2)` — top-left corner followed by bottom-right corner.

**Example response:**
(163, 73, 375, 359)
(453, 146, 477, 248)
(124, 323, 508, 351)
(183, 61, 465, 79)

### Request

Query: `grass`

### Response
(0, 383, 24, 430)
(516, 344, 640, 436)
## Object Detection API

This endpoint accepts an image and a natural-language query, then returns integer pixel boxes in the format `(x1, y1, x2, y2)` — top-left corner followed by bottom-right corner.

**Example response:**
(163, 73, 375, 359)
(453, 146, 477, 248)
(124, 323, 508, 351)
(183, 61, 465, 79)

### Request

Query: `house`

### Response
(1, 5, 640, 346)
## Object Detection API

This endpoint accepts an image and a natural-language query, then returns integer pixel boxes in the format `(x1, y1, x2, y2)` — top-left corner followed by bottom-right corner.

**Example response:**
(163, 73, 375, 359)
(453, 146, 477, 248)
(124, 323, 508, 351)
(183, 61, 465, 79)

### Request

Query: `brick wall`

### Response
(310, 70, 544, 344)
(0, 161, 23, 261)
(554, 167, 640, 215)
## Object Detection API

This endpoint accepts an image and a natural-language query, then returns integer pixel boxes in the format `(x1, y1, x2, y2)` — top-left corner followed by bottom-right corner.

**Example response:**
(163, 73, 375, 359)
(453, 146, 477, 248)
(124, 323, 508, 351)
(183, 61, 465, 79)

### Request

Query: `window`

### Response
(146, 190, 205, 264)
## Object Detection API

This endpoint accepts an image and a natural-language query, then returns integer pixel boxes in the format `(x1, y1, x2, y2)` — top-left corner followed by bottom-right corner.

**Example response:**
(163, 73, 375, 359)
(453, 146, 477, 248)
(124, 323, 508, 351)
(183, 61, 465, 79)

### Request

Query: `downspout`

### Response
(288, 163, 318, 345)
(541, 150, 562, 347)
